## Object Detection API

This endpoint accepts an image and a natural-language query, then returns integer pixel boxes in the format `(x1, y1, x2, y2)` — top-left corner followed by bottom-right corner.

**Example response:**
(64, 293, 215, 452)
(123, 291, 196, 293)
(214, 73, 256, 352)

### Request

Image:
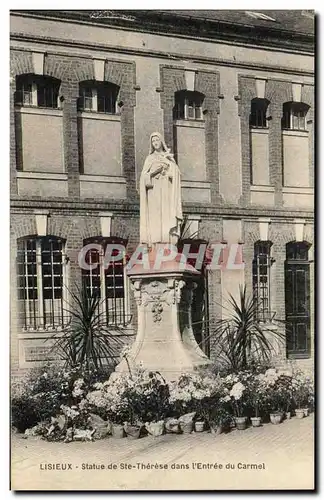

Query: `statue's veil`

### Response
(149, 132, 170, 154)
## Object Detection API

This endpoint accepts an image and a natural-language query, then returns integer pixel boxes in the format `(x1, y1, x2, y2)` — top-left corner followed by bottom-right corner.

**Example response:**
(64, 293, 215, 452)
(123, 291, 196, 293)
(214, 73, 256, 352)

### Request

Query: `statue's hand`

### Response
(164, 153, 174, 162)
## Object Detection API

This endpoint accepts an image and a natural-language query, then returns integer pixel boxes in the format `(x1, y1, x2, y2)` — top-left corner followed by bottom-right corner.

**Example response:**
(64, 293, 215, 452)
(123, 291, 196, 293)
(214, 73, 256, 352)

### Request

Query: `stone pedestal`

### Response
(114, 250, 211, 381)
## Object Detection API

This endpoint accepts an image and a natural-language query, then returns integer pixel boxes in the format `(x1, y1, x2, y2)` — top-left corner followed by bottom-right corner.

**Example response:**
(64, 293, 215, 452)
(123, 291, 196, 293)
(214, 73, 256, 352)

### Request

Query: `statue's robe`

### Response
(140, 152, 183, 246)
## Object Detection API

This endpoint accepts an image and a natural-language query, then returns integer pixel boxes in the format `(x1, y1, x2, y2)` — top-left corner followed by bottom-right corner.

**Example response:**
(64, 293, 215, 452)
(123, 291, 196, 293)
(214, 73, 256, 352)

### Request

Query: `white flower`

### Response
(86, 390, 108, 408)
(72, 378, 85, 397)
(60, 404, 79, 419)
(78, 399, 88, 411)
(230, 382, 245, 400)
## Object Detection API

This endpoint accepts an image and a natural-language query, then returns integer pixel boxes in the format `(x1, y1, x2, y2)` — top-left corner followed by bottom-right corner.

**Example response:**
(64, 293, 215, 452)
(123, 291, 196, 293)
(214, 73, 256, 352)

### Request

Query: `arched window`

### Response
(15, 74, 61, 109)
(249, 98, 269, 128)
(17, 236, 66, 330)
(252, 241, 273, 322)
(173, 90, 205, 121)
(78, 81, 120, 114)
(285, 242, 311, 357)
(81, 237, 130, 326)
(282, 102, 310, 131)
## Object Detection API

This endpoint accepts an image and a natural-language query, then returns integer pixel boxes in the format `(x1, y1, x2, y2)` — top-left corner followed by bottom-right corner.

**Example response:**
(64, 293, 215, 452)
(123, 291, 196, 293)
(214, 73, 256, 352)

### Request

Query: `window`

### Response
(282, 102, 309, 131)
(252, 241, 273, 322)
(78, 81, 120, 114)
(15, 75, 60, 109)
(250, 98, 269, 128)
(17, 237, 66, 331)
(173, 90, 204, 121)
(285, 242, 311, 358)
(82, 238, 130, 326)
(177, 238, 210, 356)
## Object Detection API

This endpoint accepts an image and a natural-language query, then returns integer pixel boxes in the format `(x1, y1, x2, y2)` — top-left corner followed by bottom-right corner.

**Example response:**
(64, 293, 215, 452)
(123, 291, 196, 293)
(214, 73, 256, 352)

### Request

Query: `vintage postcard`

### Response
(10, 9, 315, 491)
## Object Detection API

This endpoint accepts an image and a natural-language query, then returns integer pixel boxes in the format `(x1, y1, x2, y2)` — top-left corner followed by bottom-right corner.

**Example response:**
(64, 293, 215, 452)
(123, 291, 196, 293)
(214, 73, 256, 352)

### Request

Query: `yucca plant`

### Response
(177, 215, 199, 244)
(48, 283, 126, 372)
(202, 285, 286, 372)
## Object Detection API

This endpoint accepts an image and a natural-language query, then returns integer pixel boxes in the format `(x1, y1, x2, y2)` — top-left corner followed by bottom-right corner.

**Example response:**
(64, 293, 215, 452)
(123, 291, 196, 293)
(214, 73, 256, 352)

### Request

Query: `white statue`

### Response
(140, 132, 183, 247)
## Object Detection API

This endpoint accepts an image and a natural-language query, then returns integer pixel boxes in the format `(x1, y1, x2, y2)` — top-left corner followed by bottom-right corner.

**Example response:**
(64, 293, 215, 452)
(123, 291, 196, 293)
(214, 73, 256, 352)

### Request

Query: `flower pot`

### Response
(112, 424, 125, 439)
(124, 424, 142, 439)
(210, 425, 223, 435)
(270, 413, 283, 425)
(234, 416, 247, 430)
(295, 409, 305, 419)
(302, 408, 309, 417)
(250, 416, 261, 427)
(145, 421, 165, 437)
(165, 419, 180, 434)
(194, 421, 205, 432)
(285, 411, 291, 420)
(180, 421, 193, 434)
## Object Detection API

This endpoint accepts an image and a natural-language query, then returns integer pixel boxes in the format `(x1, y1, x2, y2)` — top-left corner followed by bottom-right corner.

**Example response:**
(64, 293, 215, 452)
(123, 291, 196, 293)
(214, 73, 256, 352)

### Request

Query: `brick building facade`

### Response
(10, 10, 315, 378)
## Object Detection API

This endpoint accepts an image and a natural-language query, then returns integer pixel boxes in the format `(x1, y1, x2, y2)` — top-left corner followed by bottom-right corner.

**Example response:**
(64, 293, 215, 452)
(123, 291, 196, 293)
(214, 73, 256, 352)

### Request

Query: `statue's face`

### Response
(151, 135, 162, 152)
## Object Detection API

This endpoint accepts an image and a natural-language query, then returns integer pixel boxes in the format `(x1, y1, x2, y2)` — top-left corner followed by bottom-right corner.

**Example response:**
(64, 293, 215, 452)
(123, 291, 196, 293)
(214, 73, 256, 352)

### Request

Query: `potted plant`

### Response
(165, 418, 180, 434)
(168, 373, 197, 419)
(203, 286, 285, 373)
(247, 375, 266, 428)
(229, 381, 248, 430)
(145, 420, 165, 437)
(178, 412, 196, 434)
(280, 374, 294, 420)
(48, 283, 124, 373)
(194, 420, 205, 433)
(124, 421, 143, 439)
(123, 369, 169, 438)
(109, 406, 127, 439)
(292, 372, 314, 419)
(121, 389, 144, 439)
(208, 405, 233, 435)
(262, 370, 286, 424)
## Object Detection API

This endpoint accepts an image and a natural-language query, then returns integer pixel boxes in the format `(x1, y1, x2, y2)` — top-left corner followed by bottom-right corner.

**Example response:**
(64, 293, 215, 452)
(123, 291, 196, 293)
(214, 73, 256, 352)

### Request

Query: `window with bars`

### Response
(173, 90, 204, 121)
(252, 241, 273, 322)
(82, 238, 130, 327)
(17, 237, 66, 331)
(282, 102, 309, 131)
(78, 81, 120, 114)
(249, 98, 269, 128)
(15, 75, 61, 109)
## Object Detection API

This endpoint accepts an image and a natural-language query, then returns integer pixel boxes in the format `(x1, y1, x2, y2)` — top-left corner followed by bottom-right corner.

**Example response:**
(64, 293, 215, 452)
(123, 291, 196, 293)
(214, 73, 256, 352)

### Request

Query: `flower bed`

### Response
(12, 365, 314, 442)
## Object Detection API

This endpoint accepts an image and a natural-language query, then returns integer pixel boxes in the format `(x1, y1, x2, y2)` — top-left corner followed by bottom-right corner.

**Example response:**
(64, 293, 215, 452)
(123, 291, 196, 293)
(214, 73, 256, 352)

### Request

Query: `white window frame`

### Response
(174, 91, 204, 121)
(17, 237, 68, 331)
(184, 97, 203, 120)
(282, 103, 308, 131)
(290, 109, 307, 131)
(83, 241, 130, 327)
(79, 86, 118, 114)
(252, 242, 273, 323)
(16, 78, 60, 109)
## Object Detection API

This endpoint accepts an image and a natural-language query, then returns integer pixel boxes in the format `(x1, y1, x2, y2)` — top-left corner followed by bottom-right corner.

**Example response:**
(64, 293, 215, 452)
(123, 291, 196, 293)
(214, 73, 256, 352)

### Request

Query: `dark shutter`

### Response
(285, 260, 310, 358)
